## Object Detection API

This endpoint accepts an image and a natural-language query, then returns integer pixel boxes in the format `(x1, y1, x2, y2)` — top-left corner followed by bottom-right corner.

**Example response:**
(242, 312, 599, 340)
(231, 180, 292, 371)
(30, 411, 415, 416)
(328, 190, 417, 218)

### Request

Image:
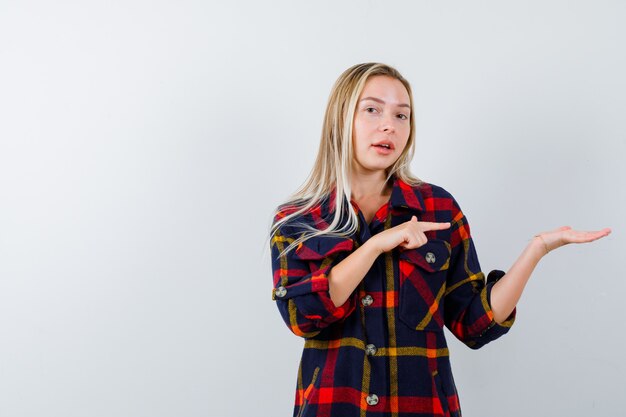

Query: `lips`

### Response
(372, 144, 393, 155)
(371, 140, 394, 150)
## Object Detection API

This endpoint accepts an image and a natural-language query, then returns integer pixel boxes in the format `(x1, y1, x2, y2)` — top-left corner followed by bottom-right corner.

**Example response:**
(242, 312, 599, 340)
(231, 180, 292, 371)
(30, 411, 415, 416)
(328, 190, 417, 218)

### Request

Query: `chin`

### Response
(366, 164, 394, 173)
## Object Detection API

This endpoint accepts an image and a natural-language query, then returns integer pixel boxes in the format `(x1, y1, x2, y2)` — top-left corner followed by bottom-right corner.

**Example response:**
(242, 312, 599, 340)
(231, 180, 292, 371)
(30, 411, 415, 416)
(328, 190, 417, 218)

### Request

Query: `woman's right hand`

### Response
(371, 215, 451, 254)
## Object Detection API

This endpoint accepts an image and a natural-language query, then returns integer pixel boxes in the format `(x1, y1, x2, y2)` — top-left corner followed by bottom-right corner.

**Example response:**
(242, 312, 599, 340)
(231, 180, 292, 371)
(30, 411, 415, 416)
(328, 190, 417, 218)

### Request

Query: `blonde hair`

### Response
(268, 62, 423, 259)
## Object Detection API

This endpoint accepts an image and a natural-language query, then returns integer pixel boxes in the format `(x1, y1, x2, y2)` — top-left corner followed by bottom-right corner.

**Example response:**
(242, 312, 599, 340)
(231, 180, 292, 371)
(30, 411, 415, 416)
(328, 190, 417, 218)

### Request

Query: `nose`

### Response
(379, 114, 395, 133)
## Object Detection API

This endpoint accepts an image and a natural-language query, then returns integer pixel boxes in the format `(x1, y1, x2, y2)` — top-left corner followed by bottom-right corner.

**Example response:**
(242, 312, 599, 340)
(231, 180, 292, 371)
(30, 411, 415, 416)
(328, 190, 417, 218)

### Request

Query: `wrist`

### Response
(533, 234, 550, 256)
(363, 236, 383, 257)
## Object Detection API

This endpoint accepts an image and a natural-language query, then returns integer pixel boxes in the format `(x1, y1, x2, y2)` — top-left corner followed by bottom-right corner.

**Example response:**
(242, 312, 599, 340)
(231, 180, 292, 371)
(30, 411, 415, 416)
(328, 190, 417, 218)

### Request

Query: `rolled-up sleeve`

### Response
(270, 221, 357, 338)
(443, 197, 516, 349)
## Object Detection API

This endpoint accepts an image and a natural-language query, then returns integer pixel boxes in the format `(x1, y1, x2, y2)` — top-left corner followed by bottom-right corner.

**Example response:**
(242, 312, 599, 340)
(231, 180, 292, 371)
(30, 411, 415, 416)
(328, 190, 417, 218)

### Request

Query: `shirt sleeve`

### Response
(443, 197, 516, 349)
(270, 220, 357, 338)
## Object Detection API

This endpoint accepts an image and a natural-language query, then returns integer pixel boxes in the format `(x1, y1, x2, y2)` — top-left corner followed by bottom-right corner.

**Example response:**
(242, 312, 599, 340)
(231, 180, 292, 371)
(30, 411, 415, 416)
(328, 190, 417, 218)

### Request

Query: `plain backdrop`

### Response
(0, 1, 624, 416)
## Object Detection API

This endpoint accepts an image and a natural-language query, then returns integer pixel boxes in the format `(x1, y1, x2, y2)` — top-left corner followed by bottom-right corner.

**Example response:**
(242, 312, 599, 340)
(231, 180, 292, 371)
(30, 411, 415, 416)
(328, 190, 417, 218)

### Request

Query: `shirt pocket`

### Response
(291, 233, 355, 261)
(397, 239, 451, 332)
(431, 369, 462, 417)
(296, 366, 321, 417)
(289, 233, 356, 282)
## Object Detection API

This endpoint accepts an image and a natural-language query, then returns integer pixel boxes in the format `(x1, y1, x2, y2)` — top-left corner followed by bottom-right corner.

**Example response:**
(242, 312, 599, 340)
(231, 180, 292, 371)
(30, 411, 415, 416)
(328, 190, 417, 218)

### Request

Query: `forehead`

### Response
(360, 75, 409, 103)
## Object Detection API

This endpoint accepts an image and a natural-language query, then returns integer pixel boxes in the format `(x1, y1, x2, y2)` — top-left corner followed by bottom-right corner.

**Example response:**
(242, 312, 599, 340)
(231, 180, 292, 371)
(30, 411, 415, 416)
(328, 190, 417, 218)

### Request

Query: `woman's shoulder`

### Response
(417, 180, 451, 194)
(411, 179, 457, 203)
(272, 200, 334, 234)
(412, 181, 470, 220)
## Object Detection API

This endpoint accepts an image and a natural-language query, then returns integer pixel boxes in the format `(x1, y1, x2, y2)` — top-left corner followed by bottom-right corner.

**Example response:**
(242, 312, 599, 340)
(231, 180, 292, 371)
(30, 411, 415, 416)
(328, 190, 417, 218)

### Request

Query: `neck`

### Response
(350, 171, 392, 200)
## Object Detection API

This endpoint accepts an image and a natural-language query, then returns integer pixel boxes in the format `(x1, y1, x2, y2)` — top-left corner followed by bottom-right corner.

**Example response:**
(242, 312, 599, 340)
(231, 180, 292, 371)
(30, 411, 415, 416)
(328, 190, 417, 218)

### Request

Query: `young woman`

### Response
(268, 62, 610, 417)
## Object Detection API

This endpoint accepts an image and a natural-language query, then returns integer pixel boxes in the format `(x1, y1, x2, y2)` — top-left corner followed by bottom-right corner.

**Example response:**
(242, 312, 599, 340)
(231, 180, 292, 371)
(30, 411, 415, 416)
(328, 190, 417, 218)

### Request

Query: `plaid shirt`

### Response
(270, 174, 516, 417)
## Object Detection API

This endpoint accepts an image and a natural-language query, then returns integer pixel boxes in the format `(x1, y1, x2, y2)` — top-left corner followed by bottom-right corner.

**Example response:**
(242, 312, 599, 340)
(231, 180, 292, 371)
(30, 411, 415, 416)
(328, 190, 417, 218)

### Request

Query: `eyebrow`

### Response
(359, 96, 411, 108)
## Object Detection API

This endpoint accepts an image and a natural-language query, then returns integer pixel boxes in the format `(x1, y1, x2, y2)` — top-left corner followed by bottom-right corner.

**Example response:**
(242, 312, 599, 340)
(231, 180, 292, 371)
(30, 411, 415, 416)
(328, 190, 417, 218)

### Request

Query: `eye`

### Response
(365, 107, 378, 113)
(397, 114, 408, 120)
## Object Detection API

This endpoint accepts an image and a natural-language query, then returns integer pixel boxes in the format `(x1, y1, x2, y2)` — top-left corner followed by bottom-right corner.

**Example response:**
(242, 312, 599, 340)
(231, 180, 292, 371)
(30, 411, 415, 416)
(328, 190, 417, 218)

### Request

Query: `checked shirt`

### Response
(270, 174, 516, 417)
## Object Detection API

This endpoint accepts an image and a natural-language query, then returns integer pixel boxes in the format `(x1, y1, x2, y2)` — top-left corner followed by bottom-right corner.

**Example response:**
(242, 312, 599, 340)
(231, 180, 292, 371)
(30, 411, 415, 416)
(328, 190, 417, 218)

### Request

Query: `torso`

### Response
(272, 178, 516, 417)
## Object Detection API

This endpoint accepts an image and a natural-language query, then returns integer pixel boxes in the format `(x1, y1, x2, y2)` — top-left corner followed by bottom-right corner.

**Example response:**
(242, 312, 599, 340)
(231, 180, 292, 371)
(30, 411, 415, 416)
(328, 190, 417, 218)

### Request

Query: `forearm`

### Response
(328, 238, 382, 307)
(490, 236, 546, 323)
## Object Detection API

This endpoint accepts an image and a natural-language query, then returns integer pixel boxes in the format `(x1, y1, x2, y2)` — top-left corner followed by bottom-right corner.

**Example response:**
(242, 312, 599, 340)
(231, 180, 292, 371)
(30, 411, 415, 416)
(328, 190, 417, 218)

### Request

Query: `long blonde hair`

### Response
(268, 62, 423, 259)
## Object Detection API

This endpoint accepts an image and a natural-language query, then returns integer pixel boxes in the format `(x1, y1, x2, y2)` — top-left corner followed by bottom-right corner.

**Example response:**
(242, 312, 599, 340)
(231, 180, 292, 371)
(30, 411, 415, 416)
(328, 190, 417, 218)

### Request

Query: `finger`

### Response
(419, 221, 451, 231)
(411, 215, 418, 222)
(573, 228, 611, 237)
(587, 230, 611, 241)
(407, 233, 428, 249)
(566, 230, 610, 243)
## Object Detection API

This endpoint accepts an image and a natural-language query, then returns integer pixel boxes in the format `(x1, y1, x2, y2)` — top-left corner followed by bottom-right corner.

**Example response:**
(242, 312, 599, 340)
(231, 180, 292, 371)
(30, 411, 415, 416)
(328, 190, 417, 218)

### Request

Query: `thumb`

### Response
(411, 215, 418, 222)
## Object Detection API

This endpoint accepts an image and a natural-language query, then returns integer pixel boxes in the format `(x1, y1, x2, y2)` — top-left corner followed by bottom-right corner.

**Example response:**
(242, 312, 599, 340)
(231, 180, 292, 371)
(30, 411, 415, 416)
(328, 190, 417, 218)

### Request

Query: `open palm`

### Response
(537, 226, 611, 253)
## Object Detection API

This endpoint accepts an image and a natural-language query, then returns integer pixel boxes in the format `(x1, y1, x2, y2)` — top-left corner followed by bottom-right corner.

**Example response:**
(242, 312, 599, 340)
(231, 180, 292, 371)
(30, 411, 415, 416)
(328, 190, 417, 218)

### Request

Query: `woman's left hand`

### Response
(534, 226, 612, 254)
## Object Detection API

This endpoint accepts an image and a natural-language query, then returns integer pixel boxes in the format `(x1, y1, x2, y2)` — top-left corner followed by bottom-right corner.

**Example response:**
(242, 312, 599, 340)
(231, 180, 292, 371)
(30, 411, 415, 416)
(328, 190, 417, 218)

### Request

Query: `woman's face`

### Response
(352, 75, 411, 175)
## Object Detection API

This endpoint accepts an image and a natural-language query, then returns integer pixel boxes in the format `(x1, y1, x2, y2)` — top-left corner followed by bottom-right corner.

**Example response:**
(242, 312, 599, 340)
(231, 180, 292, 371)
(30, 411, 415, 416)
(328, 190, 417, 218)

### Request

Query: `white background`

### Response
(0, 1, 624, 416)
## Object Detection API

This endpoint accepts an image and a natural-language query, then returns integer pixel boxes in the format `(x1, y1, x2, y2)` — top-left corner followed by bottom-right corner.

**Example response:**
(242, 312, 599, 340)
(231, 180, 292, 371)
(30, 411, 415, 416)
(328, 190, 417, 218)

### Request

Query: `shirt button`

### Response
(425, 252, 436, 264)
(365, 344, 377, 356)
(275, 286, 287, 298)
(361, 294, 373, 306)
(366, 394, 379, 405)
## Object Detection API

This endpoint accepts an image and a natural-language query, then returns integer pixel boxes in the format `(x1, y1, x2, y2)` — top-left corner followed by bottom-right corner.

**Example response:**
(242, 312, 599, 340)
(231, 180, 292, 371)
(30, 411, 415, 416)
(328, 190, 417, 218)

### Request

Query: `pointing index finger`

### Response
(419, 221, 451, 231)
